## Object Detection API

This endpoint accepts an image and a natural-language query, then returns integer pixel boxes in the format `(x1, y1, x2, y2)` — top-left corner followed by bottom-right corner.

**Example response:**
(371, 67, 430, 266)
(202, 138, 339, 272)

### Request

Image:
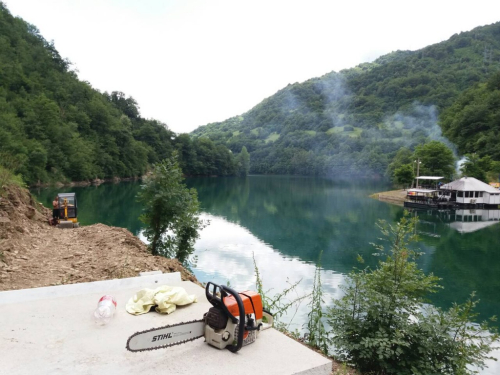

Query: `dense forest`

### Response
(0, 3, 242, 185)
(192, 22, 500, 179)
(3, 0, 500, 184)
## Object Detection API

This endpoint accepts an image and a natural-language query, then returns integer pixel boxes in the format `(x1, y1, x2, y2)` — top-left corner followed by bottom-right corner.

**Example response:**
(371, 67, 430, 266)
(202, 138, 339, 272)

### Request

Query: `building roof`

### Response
(441, 177, 499, 193)
(415, 176, 443, 180)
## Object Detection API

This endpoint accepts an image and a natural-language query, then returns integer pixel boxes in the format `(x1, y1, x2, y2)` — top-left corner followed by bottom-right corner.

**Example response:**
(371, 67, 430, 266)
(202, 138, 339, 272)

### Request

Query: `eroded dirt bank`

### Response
(369, 189, 407, 206)
(0, 185, 197, 291)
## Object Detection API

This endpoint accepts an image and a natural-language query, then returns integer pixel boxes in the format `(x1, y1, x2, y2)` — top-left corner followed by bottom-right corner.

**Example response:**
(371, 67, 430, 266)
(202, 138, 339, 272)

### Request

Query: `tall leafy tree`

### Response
(461, 153, 488, 181)
(236, 146, 250, 176)
(394, 164, 414, 186)
(413, 141, 456, 179)
(137, 153, 204, 262)
(386, 147, 413, 181)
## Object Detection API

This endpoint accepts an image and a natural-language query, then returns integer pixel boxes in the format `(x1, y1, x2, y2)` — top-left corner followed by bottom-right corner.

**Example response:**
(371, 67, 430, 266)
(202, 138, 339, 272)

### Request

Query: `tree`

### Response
(393, 163, 414, 186)
(327, 213, 498, 374)
(236, 146, 250, 176)
(414, 141, 456, 179)
(137, 153, 205, 263)
(461, 153, 487, 181)
(386, 147, 413, 181)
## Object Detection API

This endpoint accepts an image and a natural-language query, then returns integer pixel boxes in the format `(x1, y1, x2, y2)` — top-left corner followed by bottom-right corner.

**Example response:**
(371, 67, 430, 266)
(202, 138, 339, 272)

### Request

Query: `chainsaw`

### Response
(126, 282, 273, 353)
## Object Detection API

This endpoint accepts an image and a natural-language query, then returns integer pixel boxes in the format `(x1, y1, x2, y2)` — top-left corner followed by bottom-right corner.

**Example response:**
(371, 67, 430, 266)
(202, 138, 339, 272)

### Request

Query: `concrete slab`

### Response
(0, 271, 181, 305)
(0, 274, 331, 375)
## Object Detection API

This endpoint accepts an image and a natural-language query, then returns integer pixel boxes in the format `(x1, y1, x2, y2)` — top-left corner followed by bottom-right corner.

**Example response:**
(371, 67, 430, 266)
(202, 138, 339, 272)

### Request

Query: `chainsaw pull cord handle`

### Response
(204, 282, 245, 353)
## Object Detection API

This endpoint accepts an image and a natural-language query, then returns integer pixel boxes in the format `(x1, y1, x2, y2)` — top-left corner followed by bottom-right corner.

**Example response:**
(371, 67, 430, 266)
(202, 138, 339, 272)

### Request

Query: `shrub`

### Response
(0, 165, 25, 196)
(327, 213, 498, 374)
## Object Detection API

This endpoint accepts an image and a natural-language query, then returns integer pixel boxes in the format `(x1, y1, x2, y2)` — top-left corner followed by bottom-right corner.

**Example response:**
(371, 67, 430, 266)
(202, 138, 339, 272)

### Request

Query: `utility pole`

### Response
(416, 158, 421, 188)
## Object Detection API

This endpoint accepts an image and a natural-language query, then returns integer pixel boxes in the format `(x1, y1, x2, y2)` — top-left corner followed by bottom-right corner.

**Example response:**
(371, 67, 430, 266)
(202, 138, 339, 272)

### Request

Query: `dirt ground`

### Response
(369, 189, 407, 206)
(0, 185, 197, 291)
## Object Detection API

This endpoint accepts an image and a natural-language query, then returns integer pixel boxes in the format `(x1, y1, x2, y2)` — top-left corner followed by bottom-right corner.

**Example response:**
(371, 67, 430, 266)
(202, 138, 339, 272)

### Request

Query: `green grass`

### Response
(347, 129, 362, 138)
(304, 130, 316, 136)
(326, 126, 362, 138)
(251, 127, 262, 136)
(265, 132, 280, 143)
(232, 130, 240, 136)
(0, 166, 25, 196)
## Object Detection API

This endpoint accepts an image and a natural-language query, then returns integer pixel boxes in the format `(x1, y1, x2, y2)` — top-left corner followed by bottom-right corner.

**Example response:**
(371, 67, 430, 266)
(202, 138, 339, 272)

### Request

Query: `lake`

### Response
(32, 176, 500, 373)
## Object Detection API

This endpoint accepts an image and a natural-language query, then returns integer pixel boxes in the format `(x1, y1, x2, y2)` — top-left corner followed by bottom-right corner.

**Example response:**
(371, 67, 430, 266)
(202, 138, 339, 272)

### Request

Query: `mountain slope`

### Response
(0, 4, 238, 184)
(440, 71, 500, 159)
(192, 22, 500, 176)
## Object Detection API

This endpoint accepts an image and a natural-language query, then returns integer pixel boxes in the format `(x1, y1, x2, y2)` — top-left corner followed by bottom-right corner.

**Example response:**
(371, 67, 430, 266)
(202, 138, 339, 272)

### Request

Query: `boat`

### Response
(404, 176, 457, 209)
(404, 176, 500, 209)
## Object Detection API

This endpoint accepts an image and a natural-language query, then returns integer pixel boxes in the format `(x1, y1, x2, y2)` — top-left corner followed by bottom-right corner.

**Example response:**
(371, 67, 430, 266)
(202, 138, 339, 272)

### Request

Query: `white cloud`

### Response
(6, 0, 500, 133)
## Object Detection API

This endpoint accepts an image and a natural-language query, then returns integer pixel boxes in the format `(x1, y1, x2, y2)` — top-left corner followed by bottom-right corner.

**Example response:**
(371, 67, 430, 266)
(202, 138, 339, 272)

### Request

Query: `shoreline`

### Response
(369, 188, 406, 206)
(30, 176, 143, 189)
(29, 173, 235, 189)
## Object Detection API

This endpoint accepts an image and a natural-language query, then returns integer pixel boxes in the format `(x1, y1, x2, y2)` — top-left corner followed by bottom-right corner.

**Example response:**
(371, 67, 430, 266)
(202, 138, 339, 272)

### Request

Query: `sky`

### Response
(6, 0, 500, 133)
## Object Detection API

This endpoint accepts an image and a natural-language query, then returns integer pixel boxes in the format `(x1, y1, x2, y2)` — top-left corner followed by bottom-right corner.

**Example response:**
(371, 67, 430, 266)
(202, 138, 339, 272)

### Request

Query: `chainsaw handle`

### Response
(205, 282, 245, 353)
(205, 282, 236, 323)
(220, 285, 245, 353)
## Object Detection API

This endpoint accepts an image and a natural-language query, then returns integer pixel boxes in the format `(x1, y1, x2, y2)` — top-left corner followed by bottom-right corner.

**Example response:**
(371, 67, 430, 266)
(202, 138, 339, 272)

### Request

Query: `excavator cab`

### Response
(57, 193, 79, 228)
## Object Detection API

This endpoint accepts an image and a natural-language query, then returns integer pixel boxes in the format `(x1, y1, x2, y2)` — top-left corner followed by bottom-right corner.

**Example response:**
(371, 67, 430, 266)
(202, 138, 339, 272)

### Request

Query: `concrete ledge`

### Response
(0, 276, 331, 375)
(0, 271, 181, 305)
(139, 270, 163, 277)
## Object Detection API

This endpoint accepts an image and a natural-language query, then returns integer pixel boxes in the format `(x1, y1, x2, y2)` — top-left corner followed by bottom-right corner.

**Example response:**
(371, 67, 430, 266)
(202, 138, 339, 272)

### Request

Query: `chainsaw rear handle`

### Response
(205, 282, 245, 353)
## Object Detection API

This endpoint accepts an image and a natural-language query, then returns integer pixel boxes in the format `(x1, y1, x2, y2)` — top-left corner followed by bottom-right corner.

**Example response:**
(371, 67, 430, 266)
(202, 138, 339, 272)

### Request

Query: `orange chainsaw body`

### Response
(224, 290, 263, 320)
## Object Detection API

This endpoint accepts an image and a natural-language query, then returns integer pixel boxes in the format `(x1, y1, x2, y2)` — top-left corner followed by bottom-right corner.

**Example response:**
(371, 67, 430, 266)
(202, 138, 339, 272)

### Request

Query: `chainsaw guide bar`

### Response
(126, 319, 205, 352)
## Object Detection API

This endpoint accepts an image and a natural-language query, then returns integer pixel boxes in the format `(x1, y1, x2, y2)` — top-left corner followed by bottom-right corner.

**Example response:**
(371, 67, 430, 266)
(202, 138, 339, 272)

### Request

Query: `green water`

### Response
(33, 176, 500, 329)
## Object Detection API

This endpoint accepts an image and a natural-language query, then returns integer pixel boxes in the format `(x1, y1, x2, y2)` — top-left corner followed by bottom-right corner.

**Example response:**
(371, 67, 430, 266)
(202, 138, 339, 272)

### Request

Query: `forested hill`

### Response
(192, 22, 500, 177)
(0, 3, 239, 185)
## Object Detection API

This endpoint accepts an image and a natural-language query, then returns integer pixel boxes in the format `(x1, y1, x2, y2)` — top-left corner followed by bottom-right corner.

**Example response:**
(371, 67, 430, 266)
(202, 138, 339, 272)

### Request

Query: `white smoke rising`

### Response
(387, 103, 458, 157)
(314, 73, 351, 128)
(456, 156, 467, 175)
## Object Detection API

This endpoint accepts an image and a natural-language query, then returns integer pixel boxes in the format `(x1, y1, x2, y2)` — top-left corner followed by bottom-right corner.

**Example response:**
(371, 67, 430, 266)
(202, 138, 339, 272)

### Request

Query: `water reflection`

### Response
(190, 214, 346, 329)
(186, 176, 400, 273)
(409, 208, 500, 234)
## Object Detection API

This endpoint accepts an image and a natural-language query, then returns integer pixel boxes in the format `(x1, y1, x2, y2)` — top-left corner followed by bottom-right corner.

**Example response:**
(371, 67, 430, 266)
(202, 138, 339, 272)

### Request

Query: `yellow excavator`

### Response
(57, 193, 80, 228)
